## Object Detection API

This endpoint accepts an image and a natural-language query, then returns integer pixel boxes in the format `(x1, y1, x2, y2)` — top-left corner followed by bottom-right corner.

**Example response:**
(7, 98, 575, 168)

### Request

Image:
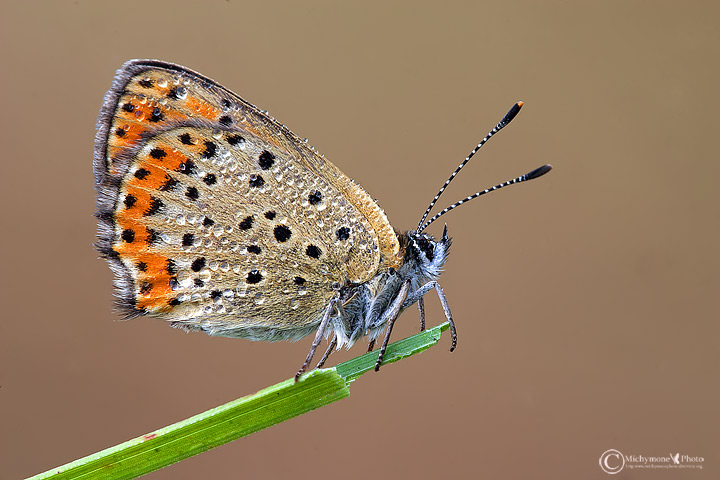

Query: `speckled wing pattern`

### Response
(94, 60, 402, 340)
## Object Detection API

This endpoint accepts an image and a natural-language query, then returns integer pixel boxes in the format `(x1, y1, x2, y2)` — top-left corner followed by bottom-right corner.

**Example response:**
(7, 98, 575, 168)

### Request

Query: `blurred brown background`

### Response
(2, 1, 717, 479)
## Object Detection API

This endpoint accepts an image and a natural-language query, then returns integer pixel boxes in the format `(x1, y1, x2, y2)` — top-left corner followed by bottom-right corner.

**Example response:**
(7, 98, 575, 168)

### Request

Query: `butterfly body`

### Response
(327, 228, 451, 348)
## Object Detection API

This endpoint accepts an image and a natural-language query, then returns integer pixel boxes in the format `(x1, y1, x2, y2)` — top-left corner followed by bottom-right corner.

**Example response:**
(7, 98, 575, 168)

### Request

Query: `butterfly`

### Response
(94, 60, 551, 380)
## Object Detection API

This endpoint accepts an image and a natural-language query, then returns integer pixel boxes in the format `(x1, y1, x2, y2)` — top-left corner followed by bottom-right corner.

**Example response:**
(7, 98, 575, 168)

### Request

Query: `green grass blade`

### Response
(27, 322, 450, 480)
(336, 322, 450, 381)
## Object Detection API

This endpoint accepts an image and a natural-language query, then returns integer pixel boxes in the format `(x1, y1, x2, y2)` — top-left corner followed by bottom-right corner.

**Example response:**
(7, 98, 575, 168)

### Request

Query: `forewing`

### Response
(94, 60, 394, 337)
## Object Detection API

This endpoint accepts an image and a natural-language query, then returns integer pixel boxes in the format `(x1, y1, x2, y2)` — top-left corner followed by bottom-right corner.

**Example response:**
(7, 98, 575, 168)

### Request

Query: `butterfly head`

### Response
(398, 225, 451, 284)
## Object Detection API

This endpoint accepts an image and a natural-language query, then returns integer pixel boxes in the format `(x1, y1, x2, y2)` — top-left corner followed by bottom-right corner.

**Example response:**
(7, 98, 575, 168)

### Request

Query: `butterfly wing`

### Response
(94, 60, 401, 340)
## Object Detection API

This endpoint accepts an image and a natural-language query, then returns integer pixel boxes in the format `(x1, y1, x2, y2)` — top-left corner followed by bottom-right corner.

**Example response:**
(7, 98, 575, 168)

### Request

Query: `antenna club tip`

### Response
(501, 102, 524, 125)
(526, 164, 552, 180)
(517, 101, 524, 108)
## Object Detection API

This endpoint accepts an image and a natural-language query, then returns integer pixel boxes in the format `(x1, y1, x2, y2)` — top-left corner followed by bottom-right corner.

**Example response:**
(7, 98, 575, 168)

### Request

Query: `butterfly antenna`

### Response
(416, 101, 525, 232)
(419, 164, 552, 232)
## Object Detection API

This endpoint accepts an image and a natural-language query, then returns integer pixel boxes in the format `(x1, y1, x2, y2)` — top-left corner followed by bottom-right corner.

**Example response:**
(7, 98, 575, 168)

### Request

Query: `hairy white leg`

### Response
(296, 298, 338, 382)
(375, 280, 411, 372)
(403, 281, 457, 351)
(316, 335, 338, 369)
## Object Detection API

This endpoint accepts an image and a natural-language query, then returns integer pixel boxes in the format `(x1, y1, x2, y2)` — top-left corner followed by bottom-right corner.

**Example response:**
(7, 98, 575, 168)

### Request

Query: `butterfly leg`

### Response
(418, 297, 426, 331)
(403, 281, 457, 352)
(431, 282, 457, 351)
(375, 279, 411, 372)
(295, 298, 338, 382)
(367, 339, 376, 352)
(316, 335, 338, 369)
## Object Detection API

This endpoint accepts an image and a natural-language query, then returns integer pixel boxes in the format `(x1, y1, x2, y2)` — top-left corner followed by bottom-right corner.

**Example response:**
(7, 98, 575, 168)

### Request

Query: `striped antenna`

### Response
(418, 164, 552, 232)
(416, 101, 524, 232)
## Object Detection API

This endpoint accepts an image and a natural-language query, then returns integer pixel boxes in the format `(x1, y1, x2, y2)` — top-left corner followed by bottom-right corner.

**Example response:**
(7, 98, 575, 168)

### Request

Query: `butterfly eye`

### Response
(415, 236, 435, 262)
